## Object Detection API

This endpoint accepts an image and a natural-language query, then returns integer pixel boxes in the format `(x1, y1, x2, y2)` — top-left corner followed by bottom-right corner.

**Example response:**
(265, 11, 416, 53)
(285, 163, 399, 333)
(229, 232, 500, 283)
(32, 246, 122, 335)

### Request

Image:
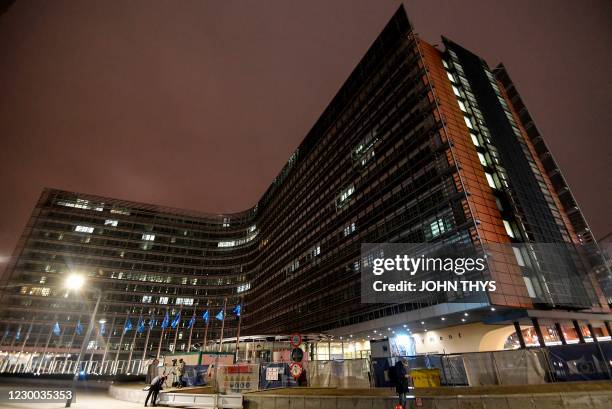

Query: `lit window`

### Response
(470, 134, 480, 146)
(75, 225, 94, 233)
(446, 72, 455, 83)
(142, 234, 155, 241)
(452, 85, 461, 97)
(442, 59, 449, 69)
(312, 245, 321, 257)
(464, 116, 474, 129)
(159, 297, 169, 304)
(110, 208, 130, 215)
(105, 219, 118, 227)
(485, 173, 497, 189)
(338, 185, 355, 206)
(237, 283, 251, 293)
(458, 100, 467, 113)
(430, 219, 446, 238)
(477, 152, 488, 166)
(503, 220, 516, 238)
(176, 298, 194, 306)
(512, 247, 525, 266)
(343, 222, 356, 237)
(223, 217, 230, 228)
(142, 295, 152, 303)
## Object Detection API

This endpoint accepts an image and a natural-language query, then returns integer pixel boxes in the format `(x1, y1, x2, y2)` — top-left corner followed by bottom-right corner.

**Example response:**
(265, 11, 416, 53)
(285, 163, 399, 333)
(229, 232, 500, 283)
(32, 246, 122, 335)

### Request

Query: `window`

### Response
(503, 220, 516, 238)
(430, 219, 446, 238)
(446, 72, 455, 83)
(477, 152, 488, 167)
(142, 295, 152, 303)
(223, 217, 230, 228)
(458, 100, 467, 113)
(176, 298, 194, 306)
(237, 283, 251, 293)
(485, 173, 497, 189)
(470, 133, 480, 147)
(312, 245, 321, 257)
(75, 225, 94, 233)
(338, 185, 355, 206)
(512, 247, 525, 266)
(142, 234, 155, 241)
(464, 116, 474, 129)
(452, 85, 461, 97)
(343, 223, 356, 236)
(110, 208, 130, 215)
(159, 296, 169, 304)
(105, 219, 118, 227)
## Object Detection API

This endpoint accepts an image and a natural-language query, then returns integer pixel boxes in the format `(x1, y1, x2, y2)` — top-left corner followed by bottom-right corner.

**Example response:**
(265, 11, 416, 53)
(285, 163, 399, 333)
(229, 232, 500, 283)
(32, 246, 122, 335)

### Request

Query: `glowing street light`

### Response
(65, 274, 85, 290)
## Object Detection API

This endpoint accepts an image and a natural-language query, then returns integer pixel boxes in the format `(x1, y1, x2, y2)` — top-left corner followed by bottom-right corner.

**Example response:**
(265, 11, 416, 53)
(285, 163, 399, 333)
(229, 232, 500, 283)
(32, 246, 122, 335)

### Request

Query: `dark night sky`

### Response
(0, 1, 611, 266)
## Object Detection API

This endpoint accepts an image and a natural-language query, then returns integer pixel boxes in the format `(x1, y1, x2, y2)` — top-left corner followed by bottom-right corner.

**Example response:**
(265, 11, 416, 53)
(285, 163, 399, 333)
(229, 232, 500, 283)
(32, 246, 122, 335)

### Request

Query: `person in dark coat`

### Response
(394, 358, 411, 409)
(145, 374, 166, 407)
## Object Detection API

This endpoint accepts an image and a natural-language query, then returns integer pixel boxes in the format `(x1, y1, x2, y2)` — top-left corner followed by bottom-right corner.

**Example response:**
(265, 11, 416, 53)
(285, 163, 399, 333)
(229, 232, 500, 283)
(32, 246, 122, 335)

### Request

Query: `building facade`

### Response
(0, 6, 610, 366)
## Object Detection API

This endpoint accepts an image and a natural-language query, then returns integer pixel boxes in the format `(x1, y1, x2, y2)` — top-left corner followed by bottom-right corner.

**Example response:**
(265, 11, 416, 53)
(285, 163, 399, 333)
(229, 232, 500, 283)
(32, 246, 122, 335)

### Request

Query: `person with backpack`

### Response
(145, 374, 167, 407)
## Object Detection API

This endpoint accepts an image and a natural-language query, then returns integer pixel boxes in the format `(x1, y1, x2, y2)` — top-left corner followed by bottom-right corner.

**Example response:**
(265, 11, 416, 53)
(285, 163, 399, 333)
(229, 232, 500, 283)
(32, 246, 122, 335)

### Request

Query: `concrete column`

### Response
(554, 323, 566, 345)
(513, 321, 526, 349)
(572, 320, 585, 344)
(531, 318, 545, 347)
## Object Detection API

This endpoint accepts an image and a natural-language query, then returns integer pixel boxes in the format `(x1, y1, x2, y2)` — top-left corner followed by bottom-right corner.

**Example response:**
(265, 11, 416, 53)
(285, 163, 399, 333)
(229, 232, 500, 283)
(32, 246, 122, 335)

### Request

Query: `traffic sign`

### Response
(289, 362, 303, 379)
(289, 333, 302, 347)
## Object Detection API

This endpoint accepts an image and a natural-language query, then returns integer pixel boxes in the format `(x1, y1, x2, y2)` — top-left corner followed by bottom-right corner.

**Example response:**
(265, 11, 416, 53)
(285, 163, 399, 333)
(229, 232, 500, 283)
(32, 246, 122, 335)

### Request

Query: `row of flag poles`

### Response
(24, 298, 242, 363)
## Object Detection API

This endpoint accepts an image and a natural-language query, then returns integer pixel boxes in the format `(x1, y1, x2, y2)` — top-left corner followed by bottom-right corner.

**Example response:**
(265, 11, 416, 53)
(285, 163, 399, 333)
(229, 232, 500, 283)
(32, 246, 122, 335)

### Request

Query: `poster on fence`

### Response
(216, 363, 260, 393)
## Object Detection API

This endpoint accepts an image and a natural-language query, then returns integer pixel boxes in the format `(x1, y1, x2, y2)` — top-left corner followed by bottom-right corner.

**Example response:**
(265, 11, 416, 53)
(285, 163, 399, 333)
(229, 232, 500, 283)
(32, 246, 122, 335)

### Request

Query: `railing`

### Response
(0, 355, 148, 376)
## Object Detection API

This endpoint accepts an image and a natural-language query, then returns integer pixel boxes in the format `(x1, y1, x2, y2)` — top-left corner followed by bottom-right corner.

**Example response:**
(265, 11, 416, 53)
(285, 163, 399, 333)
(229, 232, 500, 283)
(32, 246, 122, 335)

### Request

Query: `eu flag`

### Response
(171, 311, 181, 329)
(215, 310, 224, 321)
(149, 315, 156, 330)
(161, 312, 170, 329)
(233, 304, 241, 317)
(123, 318, 133, 334)
(75, 320, 83, 336)
(53, 322, 61, 336)
(202, 310, 209, 324)
(187, 314, 196, 328)
(137, 317, 145, 333)
(99, 322, 106, 336)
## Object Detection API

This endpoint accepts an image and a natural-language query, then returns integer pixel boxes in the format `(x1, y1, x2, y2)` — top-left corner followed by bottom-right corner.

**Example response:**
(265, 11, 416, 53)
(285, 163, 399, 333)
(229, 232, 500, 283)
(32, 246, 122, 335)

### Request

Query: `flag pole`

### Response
(218, 298, 227, 352)
(12, 317, 35, 373)
(201, 300, 210, 352)
(101, 317, 116, 372)
(235, 299, 243, 362)
(36, 321, 55, 374)
(171, 306, 183, 353)
(142, 314, 153, 361)
(113, 313, 129, 374)
(186, 306, 196, 352)
(63, 315, 81, 371)
(156, 309, 168, 360)
(127, 310, 142, 371)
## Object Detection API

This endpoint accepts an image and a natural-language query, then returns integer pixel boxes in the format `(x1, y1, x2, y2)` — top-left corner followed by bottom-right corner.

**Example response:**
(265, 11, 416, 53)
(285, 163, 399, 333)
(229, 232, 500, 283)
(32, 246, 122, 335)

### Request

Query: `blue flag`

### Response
(187, 314, 196, 328)
(215, 310, 224, 321)
(137, 317, 145, 333)
(233, 304, 241, 317)
(123, 317, 133, 334)
(202, 310, 209, 324)
(171, 311, 181, 329)
(15, 327, 21, 341)
(99, 322, 106, 336)
(161, 312, 170, 329)
(53, 322, 61, 336)
(75, 320, 83, 336)
(149, 315, 156, 330)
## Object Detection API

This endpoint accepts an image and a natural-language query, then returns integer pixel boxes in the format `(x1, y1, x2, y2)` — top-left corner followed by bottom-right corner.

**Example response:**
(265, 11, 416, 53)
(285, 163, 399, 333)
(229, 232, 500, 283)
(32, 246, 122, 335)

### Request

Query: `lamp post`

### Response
(64, 274, 102, 408)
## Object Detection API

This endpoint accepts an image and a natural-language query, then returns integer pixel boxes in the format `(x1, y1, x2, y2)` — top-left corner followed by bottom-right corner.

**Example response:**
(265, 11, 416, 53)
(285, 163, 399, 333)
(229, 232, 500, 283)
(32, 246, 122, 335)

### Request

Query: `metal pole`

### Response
(234, 299, 243, 362)
(127, 312, 142, 370)
(186, 307, 196, 352)
(37, 319, 56, 374)
(218, 298, 227, 352)
(63, 315, 81, 370)
(554, 323, 566, 345)
(513, 321, 526, 349)
(156, 309, 168, 360)
(65, 289, 101, 408)
(171, 306, 183, 353)
(12, 317, 34, 373)
(141, 317, 152, 361)
(113, 314, 129, 374)
(101, 317, 116, 369)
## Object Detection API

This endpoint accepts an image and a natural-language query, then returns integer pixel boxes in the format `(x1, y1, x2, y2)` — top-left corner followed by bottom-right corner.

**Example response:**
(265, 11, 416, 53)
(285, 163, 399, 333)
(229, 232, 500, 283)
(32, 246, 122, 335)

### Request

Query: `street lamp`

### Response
(63, 274, 102, 408)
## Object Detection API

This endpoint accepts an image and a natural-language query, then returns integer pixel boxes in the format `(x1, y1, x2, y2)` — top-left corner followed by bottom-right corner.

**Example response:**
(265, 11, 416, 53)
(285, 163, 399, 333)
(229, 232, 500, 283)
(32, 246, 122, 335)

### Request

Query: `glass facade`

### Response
(0, 6, 609, 360)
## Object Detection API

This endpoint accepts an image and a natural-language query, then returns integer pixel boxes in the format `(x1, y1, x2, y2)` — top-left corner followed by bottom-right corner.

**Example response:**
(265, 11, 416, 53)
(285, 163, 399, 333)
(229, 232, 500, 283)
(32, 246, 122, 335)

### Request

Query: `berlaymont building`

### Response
(0, 6, 610, 373)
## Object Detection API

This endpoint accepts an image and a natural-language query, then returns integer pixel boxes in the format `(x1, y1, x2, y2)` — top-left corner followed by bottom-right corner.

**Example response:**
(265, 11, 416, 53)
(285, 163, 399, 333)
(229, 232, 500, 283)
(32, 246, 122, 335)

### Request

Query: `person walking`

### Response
(145, 374, 167, 407)
(394, 357, 412, 409)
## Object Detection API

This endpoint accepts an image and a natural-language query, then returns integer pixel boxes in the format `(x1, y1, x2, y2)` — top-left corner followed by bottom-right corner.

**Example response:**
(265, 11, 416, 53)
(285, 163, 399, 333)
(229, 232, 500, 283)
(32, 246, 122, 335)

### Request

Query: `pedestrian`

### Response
(146, 358, 159, 385)
(177, 358, 186, 387)
(394, 357, 412, 409)
(144, 374, 166, 407)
